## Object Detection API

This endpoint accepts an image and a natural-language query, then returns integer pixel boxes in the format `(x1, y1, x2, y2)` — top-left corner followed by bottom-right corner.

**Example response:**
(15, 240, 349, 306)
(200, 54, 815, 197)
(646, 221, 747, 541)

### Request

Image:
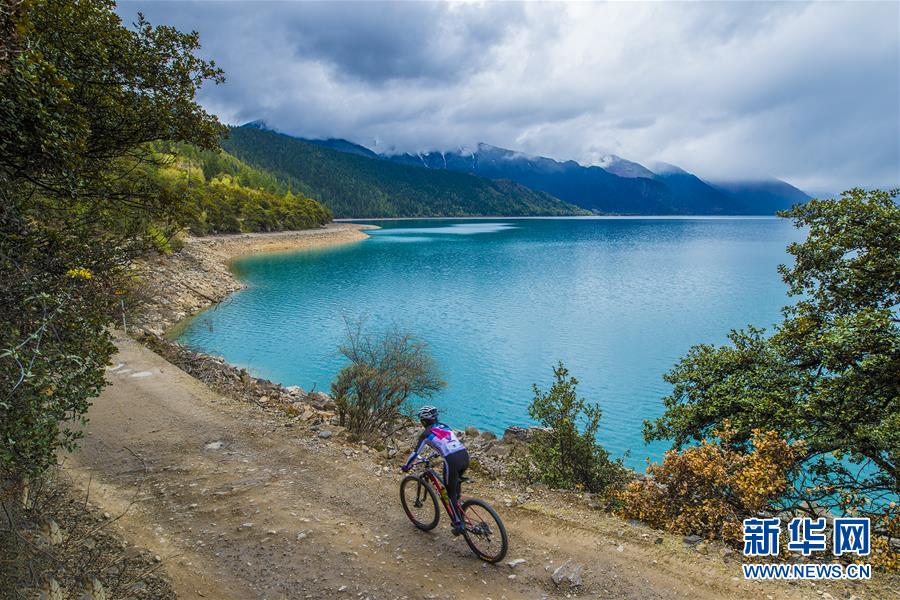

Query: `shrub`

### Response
(518, 362, 628, 493)
(616, 423, 803, 545)
(331, 320, 445, 441)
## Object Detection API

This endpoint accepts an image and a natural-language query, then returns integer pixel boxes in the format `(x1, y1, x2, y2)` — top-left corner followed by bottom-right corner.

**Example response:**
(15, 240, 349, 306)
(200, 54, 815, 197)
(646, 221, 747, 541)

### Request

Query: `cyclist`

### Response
(401, 405, 470, 535)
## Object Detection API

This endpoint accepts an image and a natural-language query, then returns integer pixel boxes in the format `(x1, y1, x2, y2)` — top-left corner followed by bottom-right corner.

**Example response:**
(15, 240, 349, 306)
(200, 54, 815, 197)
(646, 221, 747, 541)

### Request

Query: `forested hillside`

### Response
(149, 143, 332, 235)
(221, 127, 589, 218)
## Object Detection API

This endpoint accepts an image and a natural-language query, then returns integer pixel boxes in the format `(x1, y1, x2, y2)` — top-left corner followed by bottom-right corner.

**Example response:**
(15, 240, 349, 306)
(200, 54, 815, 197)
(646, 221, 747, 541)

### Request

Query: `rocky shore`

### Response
(130, 221, 535, 478)
(130, 223, 374, 336)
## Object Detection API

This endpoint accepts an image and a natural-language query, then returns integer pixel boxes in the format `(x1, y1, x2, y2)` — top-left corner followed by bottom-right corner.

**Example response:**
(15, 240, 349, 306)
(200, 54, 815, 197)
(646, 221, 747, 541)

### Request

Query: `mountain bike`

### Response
(400, 453, 508, 563)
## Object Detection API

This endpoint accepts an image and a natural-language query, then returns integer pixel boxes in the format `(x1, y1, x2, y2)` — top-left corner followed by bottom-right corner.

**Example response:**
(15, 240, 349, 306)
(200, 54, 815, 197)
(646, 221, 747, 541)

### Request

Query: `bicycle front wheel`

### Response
(461, 498, 508, 563)
(400, 475, 440, 531)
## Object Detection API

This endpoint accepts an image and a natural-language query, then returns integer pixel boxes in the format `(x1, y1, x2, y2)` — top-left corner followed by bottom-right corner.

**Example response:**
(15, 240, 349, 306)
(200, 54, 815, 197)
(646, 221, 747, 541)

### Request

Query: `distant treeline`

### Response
(150, 142, 332, 235)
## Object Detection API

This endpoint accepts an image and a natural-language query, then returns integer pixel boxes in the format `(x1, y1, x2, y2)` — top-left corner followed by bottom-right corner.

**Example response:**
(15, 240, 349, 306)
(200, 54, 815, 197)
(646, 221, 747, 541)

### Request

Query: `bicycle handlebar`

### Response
(410, 453, 441, 467)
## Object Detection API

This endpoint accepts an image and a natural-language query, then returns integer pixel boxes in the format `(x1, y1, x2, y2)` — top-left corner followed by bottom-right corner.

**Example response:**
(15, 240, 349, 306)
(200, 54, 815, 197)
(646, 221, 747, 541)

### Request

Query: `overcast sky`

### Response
(118, 1, 899, 194)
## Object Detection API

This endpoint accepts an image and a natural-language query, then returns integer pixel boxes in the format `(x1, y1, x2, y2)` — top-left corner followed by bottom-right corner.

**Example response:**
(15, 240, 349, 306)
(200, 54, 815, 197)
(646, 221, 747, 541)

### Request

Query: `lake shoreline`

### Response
(131, 223, 376, 337)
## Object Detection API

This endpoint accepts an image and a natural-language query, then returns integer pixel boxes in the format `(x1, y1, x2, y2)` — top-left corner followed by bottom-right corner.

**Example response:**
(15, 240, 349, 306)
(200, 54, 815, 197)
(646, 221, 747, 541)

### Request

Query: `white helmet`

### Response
(417, 405, 438, 423)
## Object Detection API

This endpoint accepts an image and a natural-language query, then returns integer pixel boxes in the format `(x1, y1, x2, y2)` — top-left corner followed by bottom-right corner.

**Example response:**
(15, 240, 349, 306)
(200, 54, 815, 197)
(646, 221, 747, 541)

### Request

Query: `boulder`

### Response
(550, 559, 584, 588)
(464, 426, 480, 438)
(308, 391, 336, 410)
(683, 534, 703, 545)
(502, 426, 530, 443)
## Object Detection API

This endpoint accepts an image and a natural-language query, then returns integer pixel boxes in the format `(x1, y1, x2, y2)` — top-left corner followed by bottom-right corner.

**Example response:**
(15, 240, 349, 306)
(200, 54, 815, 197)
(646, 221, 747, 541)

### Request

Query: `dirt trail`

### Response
(65, 335, 868, 599)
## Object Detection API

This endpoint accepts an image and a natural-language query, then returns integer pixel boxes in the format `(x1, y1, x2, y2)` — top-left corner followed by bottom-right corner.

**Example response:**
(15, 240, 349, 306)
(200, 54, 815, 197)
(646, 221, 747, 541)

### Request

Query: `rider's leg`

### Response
(445, 450, 469, 530)
(443, 454, 461, 524)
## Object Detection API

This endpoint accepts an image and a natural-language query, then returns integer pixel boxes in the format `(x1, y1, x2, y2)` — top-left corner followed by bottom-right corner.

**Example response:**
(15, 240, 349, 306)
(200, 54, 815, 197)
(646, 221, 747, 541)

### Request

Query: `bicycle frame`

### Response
(411, 456, 468, 525)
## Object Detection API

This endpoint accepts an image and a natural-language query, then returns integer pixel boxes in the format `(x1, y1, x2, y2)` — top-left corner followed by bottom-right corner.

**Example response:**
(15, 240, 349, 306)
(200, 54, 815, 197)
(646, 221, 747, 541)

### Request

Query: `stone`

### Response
(696, 542, 709, 555)
(318, 430, 333, 439)
(683, 534, 703, 545)
(308, 391, 336, 410)
(464, 426, 480, 438)
(481, 431, 497, 441)
(550, 559, 584, 588)
(502, 426, 530, 443)
(507, 558, 526, 568)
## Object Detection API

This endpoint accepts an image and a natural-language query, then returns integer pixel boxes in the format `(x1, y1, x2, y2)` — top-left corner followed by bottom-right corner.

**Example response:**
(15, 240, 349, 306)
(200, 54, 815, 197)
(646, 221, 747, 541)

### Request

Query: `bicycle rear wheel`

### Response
(461, 498, 508, 563)
(400, 475, 440, 531)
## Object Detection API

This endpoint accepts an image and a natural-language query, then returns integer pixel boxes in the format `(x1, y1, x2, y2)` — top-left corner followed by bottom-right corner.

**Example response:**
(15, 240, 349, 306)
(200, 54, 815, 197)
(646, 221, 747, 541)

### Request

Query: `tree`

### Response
(1, 0, 223, 493)
(520, 362, 627, 493)
(331, 320, 445, 441)
(644, 189, 899, 521)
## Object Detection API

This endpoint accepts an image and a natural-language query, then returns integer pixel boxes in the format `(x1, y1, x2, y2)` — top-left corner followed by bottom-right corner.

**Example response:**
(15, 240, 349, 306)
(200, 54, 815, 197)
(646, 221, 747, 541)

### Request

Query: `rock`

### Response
(654, 537, 663, 545)
(486, 444, 512, 458)
(616, 544, 624, 552)
(343, 448, 353, 457)
(41, 518, 64, 546)
(204, 441, 224, 450)
(507, 558, 526, 568)
(80, 576, 107, 600)
(550, 559, 584, 588)
(286, 385, 305, 396)
(502, 426, 530, 443)
(696, 542, 709, 555)
(719, 546, 734, 558)
(39, 577, 64, 600)
(308, 391, 336, 410)
(683, 534, 703, 545)
(481, 431, 497, 441)
(464, 426, 480, 438)
(318, 430, 333, 439)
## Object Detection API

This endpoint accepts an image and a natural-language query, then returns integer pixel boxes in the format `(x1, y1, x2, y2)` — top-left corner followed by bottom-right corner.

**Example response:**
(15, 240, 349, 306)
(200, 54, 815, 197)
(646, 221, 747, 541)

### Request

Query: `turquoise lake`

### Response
(177, 217, 802, 470)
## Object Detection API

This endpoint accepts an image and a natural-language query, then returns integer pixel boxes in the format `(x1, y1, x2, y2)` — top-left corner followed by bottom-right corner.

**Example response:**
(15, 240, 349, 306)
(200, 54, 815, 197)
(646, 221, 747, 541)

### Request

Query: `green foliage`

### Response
(520, 363, 627, 493)
(0, 0, 222, 489)
(221, 126, 590, 218)
(645, 189, 899, 518)
(147, 143, 331, 235)
(331, 320, 445, 441)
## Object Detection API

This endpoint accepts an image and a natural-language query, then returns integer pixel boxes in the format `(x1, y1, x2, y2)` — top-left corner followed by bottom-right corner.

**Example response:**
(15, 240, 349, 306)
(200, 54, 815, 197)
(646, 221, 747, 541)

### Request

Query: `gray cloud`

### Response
(118, 1, 899, 192)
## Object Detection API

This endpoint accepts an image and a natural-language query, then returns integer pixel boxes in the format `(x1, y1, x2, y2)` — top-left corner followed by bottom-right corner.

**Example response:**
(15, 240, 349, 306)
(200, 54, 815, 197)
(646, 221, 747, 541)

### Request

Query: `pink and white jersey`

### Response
(404, 423, 465, 467)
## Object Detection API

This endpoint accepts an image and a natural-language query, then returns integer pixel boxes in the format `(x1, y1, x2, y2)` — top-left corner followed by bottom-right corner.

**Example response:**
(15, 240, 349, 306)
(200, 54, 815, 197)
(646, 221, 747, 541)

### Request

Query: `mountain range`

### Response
(224, 125, 586, 218)
(238, 120, 811, 217)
